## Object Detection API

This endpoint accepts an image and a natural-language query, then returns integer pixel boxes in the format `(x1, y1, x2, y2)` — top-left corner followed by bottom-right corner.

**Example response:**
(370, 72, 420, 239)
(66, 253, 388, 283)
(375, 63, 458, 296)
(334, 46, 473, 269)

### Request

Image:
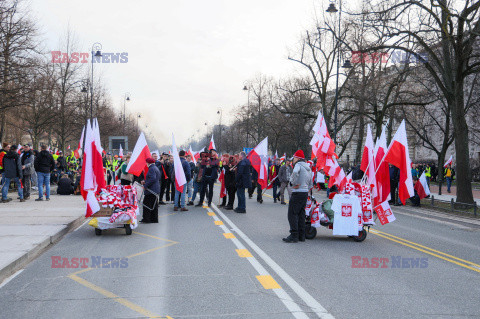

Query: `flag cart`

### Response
(304, 196, 369, 242)
(88, 185, 139, 236)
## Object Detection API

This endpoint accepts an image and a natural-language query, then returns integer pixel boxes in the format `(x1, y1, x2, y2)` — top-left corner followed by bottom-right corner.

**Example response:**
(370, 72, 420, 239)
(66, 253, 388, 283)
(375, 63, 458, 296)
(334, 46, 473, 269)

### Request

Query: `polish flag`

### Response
(92, 119, 106, 190)
(218, 168, 227, 198)
(67, 145, 71, 150)
(208, 134, 216, 151)
(86, 190, 100, 218)
(374, 125, 391, 206)
(384, 120, 414, 205)
(248, 137, 269, 189)
(188, 146, 197, 165)
(274, 150, 278, 160)
(47, 145, 51, 152)
(127, 132, 151, 176)
(279, 153, 286, 163)
(172, 134, 187, 192)
(374, 201, 396, 225)
(17, 144, 22, 154)
(414, 172, 431, 199)
(81, 123, 94, 199)
(444, 155, 453, 168)
(55, 148, 60, 156)
(75, 126, 85, 159)
(119, 145, 124, 158)
(360, 124, 377, 197)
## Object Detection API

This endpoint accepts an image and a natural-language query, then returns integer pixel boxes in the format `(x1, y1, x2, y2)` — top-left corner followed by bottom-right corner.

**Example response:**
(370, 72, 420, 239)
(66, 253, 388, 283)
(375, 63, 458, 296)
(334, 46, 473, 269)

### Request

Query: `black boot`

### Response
(282, 235, 298, 243)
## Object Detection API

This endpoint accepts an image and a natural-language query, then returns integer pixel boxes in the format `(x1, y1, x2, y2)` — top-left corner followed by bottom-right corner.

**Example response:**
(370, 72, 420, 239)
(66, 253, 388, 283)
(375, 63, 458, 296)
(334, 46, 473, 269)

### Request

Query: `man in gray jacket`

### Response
(20, 144, 34, 200)
(2, 145, 24, 202)
(283, 150, 312, 243)
(277, 158, 293, 205)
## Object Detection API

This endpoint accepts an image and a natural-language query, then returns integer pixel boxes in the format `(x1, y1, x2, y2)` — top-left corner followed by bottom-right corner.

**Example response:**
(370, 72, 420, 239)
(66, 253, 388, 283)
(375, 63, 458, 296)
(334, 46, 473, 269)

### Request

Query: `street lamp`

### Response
(327, 1, 352, 144)
(90, 42, 102, 121)
(217, 109, 223, 153)
(243, 84, 250, 147)
(123, 93, 131, 134)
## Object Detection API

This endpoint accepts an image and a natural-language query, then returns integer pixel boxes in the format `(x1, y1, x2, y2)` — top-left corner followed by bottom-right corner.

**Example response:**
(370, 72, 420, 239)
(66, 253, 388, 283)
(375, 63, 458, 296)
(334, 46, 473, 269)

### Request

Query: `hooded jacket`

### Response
(289, 160, 313, 193)
(34, 150, 55, 174)
(3, 151, 22, 179)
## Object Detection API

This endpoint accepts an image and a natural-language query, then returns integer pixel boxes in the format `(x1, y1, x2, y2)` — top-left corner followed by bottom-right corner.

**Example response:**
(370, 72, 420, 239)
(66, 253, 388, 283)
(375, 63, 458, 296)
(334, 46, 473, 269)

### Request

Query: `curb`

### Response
(0, 215, 86, 284)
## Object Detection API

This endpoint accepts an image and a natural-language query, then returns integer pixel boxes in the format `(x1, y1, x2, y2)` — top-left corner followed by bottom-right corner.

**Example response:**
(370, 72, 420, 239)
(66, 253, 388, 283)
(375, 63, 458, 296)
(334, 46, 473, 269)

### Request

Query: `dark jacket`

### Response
(3, 151, 22, 179)
(202, 158, 219, 182)
(180, 157, 192, 182)
(145, 164, 161, 195)
(56, 156, 67, 171)
(34, 150, 55, 174)
(57, 177, 74, 195)
(235, 158, 252, 188)
(224, 165, 236, 189)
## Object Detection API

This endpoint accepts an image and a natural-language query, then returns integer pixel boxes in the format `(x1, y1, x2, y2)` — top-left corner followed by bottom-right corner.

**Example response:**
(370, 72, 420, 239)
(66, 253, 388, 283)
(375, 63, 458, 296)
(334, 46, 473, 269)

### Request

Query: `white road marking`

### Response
(0, 269, 24, 289)
(210, 210, 309, 318)
(212, 203, 335, 319)
(74, 219, 89, 231)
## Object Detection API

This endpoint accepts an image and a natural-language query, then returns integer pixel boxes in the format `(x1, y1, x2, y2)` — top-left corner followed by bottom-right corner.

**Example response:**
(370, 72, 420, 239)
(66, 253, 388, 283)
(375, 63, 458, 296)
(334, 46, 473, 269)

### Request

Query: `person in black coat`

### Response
(196, 149, 219, 207)
(57, 174, 74, 195)
(389, 164, 400, 206)
(141, 158, 161, 223)
(223, 156, 237, 210)
(2, 145, 24, 202)
(235, 152, 252, 213)
(34, 145, 55, 201)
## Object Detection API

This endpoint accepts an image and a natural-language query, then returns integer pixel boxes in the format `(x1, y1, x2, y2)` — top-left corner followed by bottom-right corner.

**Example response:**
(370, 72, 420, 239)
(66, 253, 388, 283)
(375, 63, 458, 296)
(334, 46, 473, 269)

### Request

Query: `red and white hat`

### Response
(293, 150, 305, 160)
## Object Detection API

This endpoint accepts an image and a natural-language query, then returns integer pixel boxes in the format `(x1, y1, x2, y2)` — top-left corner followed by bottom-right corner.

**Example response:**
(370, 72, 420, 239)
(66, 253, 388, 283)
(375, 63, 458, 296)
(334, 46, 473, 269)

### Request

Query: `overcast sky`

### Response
(31, 0, 323, 147)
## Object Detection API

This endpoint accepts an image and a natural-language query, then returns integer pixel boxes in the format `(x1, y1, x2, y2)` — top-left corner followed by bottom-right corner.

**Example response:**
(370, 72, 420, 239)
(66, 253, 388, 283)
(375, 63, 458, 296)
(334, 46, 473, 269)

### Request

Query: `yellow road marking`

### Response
(236, 249, 253, 258)
(214, 220, 223, 225)
(207, 212, 216, 216)
(223, 233, 235, 239)
(133, 231, 179, 243)
(370, 230, 480, 273)
(256, 275, 281, 289)
(203, 205, 209, 208)
(371, 229, 480, 268)
(69, 274, 168, 318)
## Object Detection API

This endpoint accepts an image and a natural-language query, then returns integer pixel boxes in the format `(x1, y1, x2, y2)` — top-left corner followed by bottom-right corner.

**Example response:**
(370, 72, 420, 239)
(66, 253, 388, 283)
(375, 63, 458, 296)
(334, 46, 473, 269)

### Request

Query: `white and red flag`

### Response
(172, 134, 187, 192)
(444, 155, 453, 168)
(92, 119, 106, 190)
(188, 146, 197, 165)
(274, 150, 278, 160)
(67, 145, 71, 150)
(384, 120, 414, 205)
(127, 132, 151, 176)
(374, 201, 396, 225)
(17, 144, 22, 154)
(218, 168, 227, 198)
(279, 153, 286, 163)
(374, 124, 391, 206)
(74, 126, 85, 159)
(80, 120, 100, 217)
(360, 124, 377, 198)
(208, 134, 216, 151)
(119, 144, 124, 158)
(248, 137, 269, 189)
(414, 172, 431, 199)
(310, 110, 336, 170)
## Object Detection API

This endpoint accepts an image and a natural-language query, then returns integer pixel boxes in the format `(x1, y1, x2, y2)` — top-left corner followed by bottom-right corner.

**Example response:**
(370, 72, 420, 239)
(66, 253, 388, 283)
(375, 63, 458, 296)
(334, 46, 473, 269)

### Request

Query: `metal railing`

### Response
(425, 195, 478, 217)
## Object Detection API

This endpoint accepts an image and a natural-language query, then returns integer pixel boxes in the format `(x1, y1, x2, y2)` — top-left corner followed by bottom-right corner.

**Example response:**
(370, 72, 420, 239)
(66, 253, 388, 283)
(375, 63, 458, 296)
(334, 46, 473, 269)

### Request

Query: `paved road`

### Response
(1, 188, 480, 318)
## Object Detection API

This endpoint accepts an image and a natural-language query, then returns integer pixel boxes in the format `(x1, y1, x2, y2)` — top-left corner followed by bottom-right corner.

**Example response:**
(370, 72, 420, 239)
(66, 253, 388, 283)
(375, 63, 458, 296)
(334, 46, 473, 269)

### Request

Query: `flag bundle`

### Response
(248, 137, 269, 189)
(218, 168, 227, 198)
(360, 124, 377, 198)
(373, 124, 390, 206)
(310, 111, 346, 190)
(80, 119, 106, 217)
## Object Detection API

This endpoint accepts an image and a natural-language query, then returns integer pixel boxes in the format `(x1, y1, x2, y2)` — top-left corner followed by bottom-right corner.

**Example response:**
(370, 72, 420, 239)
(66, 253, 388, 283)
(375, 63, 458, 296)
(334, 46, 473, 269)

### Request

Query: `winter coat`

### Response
(201, 158, 219, 182)
(289, 160, 313, 193)
(145, 164, 161, 195)
(180, 157, 192, 182)
(57, 177, 74, 195)
(278, 164, 292, 184)
(34, 150, 55, 174)
(235, 158, 252, 189)
(21, 151, 35, 175)
(56, 156, 67, 171)
(3, 151, 22, 179)
(224, 165, 236, 189)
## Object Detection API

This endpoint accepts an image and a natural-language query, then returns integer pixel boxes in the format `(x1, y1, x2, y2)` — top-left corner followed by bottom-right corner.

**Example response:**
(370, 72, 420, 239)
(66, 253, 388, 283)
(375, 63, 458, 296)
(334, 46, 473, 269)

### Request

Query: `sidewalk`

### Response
(428, 185, 479, 204)
(0, 194, 85, 283)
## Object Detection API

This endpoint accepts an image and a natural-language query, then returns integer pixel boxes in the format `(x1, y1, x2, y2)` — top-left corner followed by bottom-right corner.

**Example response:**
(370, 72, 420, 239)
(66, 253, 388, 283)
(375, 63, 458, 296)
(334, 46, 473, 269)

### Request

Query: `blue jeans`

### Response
(37, 172, 51, 199)
(236, 187, 246, 211)
(446, 177, 452, 192)
(192, 181, 200, 202)
(174, 185, 187, 208)
(187, 179, 194, 201)
(2, 177, 23, 200)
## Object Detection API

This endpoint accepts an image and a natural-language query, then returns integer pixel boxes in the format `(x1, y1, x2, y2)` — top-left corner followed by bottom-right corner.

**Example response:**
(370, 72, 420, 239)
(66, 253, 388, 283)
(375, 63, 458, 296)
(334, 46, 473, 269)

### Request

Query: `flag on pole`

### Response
(414, 172, 431, 199)
(67, 145, 71, 150)
(218, 168, 227, 198)
(17, 144, 22, 155)
(444, 155, 453, 168)
(360, 124, 377, 198)
(374, 124, 391, 206)
(74, 126, 85, 159)
(119, 145, 124, 158)
(208, 134, 216, 151)
(92, 119, 106, 190)
(127, 132, 151, 176)
(384, 120, 414, 205)
(80, 120, 101, 217)
(248, 137, 269, 189)
(374, 201, 396, 225)
(172, 134, 187, 192)
(188, 146, 197, 165)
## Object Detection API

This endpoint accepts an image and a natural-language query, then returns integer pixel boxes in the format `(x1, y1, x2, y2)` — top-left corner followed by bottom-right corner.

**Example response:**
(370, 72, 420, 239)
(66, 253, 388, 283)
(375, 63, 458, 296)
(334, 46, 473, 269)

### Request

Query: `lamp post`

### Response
(243, 84, 250, 147)
(90, 43, 102, 121)
(327, 1, 352, 144)
(123, 93, 130, 135)
(217, 108, 222, 153)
